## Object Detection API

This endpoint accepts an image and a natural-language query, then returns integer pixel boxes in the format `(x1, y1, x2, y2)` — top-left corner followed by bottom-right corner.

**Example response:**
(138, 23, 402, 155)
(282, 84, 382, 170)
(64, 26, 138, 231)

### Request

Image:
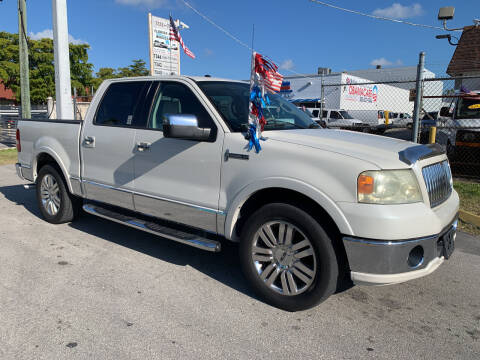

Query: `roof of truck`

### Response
(105, 75, 248, 84)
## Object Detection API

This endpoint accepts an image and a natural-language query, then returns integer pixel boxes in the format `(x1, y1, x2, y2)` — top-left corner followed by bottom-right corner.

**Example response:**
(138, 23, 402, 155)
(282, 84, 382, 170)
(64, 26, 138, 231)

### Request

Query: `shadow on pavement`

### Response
(0, 183, 257, 301)
(0, 184, 41, 218)
(68, 213, 257, 301)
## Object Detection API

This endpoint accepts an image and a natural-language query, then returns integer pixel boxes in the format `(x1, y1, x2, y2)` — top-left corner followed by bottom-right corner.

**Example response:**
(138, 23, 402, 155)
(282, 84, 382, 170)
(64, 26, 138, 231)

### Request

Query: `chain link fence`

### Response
(417, 75, 480, 180)
(0, 105, 47, 148)
(290, 68, 480, 180)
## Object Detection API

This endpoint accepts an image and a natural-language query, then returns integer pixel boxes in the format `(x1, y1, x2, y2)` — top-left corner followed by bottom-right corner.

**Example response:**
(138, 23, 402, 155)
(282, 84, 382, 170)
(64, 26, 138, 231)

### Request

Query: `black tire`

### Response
(239, 203, 339, 311)
(36, 164, 81, 224)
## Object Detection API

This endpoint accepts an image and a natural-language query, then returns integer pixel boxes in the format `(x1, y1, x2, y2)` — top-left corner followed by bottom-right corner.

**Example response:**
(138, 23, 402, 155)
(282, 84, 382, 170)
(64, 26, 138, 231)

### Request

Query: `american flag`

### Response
(169, 16, 195, 59)
(254, 53, 283, 93)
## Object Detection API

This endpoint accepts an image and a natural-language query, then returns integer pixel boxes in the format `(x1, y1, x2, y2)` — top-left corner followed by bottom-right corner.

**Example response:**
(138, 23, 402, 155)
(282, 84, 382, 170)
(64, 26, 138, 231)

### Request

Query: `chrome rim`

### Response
(251, 221, 317, 296)
(40, 174, 61, 216)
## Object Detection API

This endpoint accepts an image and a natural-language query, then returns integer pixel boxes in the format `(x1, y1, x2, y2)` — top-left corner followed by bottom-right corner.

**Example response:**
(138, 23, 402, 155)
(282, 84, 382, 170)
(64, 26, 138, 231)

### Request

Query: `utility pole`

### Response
(412, 51, 425, 143)
(52, 0, 73, 119)
(17, 0, 31, 119)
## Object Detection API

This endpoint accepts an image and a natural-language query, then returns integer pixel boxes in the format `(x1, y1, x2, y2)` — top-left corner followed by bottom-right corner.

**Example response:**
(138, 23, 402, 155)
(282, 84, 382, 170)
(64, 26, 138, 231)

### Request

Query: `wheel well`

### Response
(36, 153, 69, 189)
(234, 187, 350, 275)
(235, 188, 339, 237)
(36, 153, 58, 177)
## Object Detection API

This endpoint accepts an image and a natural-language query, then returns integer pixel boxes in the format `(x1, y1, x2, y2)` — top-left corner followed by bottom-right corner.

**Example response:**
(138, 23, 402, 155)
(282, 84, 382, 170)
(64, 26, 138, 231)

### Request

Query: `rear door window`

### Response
(312, 110, 319, 117)
(95, 81, 151, 127)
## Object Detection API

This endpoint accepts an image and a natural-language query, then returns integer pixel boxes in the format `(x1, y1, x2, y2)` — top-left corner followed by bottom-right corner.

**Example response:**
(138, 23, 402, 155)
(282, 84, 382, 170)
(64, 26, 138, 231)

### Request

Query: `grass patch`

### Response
(0, 148, 17, 166)
(454, 180, 480, 236)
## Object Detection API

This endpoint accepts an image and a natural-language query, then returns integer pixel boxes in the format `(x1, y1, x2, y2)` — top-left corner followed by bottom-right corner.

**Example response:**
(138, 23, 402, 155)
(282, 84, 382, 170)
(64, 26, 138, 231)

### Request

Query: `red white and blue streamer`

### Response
(248, 52, 283, 152)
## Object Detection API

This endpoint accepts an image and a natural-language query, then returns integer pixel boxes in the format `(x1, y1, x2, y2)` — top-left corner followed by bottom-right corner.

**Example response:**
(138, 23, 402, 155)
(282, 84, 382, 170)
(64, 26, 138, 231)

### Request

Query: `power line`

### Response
(308, 0, 452, 31)
(180, 0, 328, 81)
(181, 0, 253, 51)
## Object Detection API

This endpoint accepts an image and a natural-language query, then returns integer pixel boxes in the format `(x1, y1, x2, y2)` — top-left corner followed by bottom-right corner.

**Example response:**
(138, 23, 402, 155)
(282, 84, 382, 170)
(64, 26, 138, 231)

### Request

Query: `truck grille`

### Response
(422, 160, 452, 208)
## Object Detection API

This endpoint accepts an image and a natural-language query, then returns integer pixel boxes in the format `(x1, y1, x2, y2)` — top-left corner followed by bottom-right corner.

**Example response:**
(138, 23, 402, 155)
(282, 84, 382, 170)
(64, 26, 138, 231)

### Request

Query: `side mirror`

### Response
(163, 114, 211, 141)
(439, 106, 451, 118)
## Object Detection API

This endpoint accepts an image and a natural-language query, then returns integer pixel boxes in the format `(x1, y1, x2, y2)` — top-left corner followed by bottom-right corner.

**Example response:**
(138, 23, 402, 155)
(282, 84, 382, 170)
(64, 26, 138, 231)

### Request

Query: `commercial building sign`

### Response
(343, 77, 378, 103)
(148, 14, 180, 76)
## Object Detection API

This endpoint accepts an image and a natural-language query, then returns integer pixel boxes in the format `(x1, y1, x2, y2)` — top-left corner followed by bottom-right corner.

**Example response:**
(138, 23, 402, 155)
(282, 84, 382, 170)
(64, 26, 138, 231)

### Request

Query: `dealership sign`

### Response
(148, 14, 180, 76)
(343, 77, 378, 103)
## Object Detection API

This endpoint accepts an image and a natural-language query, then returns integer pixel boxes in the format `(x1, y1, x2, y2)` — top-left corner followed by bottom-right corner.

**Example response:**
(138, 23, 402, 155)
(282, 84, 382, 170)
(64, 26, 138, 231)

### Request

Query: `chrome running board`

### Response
(83, 203, 221, 252)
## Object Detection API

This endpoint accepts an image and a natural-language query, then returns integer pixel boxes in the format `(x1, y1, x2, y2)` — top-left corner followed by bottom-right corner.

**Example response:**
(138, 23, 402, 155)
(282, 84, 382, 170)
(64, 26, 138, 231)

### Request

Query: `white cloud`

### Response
(279, 59, 294, 70)
(29, 29, 88, 45)
(115, 0, 169, 9)
(203, 48, 214, 56)
(370, 57, 403, 67)
(372, 3, 423, 19)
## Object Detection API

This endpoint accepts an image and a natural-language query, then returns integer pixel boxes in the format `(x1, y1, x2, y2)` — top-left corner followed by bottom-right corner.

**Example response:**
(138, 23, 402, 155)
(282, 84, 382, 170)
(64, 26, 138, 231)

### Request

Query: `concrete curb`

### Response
(459, 209, 480, 228)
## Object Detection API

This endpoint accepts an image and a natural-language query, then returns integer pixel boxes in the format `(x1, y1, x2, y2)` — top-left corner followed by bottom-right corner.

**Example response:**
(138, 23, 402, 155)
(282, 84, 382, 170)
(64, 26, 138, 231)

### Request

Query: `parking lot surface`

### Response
(0, 164, 479, 359)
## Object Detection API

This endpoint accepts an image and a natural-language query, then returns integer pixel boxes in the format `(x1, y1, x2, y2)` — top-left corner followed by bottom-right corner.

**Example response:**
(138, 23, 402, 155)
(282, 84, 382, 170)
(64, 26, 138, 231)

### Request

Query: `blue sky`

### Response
(1, 1, 479, 79)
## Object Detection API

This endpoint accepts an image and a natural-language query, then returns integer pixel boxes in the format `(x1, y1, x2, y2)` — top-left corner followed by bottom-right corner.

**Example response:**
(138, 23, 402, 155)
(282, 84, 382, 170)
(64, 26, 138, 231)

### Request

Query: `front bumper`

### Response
(343, 217, 458, 285)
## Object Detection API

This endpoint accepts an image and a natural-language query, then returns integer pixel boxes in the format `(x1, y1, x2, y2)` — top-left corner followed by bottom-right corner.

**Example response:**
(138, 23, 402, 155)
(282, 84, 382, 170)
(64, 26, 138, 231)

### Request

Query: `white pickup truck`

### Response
(15, 76, 459, 311)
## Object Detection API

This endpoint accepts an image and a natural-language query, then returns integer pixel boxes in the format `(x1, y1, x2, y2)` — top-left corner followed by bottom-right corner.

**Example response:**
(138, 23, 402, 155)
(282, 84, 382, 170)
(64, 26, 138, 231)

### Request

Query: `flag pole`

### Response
(248, 24, 255, 129)
(148, 13, 154, 76)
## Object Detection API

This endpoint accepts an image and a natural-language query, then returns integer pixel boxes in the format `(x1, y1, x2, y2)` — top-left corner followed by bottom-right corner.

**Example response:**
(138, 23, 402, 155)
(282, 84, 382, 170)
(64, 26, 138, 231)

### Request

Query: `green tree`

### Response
(117, 59, 149, 77)
(0, 31, 94, 104)
(92, 67, 118, 90)
(92, 59, 149, 90)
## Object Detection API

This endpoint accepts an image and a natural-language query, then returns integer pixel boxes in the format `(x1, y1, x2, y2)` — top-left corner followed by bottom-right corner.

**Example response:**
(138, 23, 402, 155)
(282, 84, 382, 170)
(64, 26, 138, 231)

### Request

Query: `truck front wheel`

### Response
(239, 203, 339, 311)
(36, 164, 80, 224)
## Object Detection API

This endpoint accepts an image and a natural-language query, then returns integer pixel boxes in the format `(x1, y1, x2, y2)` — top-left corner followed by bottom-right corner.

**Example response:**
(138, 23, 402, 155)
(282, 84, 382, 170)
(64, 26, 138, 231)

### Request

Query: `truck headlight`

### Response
(357, 170, 422, 204)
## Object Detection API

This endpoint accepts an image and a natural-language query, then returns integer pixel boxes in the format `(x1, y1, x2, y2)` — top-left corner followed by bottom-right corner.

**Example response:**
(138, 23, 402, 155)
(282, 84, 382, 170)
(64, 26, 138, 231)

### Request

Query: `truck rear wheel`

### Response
(239, 203, 338, 311)
(36, 164, 80, 224)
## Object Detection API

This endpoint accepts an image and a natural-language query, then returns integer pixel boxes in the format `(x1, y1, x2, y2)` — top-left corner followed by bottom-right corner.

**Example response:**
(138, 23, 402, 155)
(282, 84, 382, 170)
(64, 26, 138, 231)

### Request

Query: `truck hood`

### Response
(266, 129, 416, 169)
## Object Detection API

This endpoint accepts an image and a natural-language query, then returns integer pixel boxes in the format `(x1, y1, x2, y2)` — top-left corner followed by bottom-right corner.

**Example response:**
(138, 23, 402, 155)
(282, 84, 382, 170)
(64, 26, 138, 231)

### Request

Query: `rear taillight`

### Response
(16, 129, 21, 152)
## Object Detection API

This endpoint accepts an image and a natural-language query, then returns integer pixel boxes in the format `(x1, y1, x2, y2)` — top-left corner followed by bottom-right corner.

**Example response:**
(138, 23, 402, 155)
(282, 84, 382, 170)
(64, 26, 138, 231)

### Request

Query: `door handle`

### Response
(83, 136, 95, 147)
(137, 142, 151, 152)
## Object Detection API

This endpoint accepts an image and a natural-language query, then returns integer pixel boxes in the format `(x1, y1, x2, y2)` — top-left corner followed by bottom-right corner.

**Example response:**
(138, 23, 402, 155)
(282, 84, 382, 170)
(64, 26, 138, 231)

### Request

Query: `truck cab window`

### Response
(149, 82, 216, 135)
(330, 111, 341, 119)
(94, 82, 149, 127)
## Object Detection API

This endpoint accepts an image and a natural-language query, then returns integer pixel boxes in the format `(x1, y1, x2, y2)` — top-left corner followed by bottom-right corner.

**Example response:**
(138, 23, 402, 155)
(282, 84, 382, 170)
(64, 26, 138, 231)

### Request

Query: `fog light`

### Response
(408, 246, 424, 268)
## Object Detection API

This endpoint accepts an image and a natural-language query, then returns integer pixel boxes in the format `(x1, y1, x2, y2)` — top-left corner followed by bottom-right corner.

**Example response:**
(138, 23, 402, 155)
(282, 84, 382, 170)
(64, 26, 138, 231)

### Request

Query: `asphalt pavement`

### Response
(0, 164, 479, 359)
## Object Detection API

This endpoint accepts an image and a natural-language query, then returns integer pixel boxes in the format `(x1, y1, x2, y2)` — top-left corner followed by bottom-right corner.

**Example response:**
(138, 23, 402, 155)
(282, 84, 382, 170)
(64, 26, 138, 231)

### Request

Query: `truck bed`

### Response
(16, 119, 83, 182)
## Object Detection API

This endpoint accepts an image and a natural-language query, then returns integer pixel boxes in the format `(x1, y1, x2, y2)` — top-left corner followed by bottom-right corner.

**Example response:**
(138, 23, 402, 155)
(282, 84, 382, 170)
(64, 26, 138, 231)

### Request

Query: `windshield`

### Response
(197, 81, 319, 132)
(456, 96, 480, 120)
(339, 110, 353, 119)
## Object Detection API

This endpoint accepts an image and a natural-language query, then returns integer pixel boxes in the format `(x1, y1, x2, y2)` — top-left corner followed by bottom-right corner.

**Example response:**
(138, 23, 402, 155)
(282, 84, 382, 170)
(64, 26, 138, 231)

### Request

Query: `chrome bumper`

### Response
(343, 217, 458, 285)
(15, 163, 27, 181)
(15, 163, 33, 182)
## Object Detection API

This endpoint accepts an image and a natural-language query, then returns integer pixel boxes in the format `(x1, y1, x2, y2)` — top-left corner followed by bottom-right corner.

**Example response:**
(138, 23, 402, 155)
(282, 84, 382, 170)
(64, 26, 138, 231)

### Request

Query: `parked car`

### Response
(308, 108, 368, 131)
(398, 112, 413, 128)
(347, 109, 391, 133)
(15, 76, 459, 311)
